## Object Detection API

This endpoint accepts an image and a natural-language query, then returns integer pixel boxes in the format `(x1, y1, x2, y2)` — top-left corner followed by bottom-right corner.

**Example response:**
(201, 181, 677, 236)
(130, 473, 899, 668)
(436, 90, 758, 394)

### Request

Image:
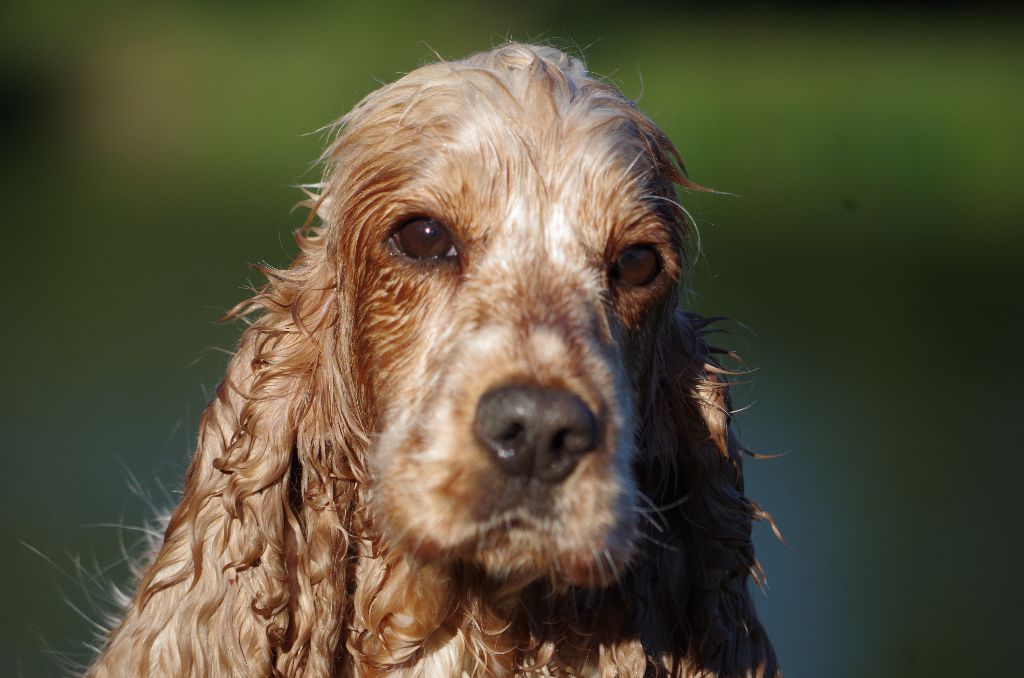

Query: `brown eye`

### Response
(612, 244, 661, 287)
(392, 218, 456, 260)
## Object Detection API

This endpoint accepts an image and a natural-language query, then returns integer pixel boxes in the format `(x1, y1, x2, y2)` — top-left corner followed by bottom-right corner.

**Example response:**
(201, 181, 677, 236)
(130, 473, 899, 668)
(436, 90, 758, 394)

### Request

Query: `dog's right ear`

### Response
(634, 309, 780, 678)
(88, 224, 362, 676)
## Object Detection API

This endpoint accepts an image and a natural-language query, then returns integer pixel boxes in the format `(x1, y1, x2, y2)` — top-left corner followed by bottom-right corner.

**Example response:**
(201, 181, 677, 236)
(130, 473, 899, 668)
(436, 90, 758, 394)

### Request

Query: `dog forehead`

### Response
(325, 49, 680, 272)
(494, 190, 593, 270)
(429, 110, 650, 258)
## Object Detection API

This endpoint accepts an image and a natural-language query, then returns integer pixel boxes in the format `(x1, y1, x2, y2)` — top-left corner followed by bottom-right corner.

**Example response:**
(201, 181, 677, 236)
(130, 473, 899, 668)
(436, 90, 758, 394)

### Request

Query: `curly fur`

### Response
(86, 44, 779, 677)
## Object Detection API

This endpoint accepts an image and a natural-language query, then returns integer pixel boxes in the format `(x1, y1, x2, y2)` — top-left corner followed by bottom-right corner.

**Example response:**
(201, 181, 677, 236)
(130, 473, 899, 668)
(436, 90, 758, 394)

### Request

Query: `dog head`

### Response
(310, 44, 705, 588)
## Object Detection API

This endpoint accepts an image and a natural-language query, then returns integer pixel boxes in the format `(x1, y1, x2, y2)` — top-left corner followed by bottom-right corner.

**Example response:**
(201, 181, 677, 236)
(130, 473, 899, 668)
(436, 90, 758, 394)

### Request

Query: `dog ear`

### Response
(635, 309, 779, 677)
(89, 226, 361, 676)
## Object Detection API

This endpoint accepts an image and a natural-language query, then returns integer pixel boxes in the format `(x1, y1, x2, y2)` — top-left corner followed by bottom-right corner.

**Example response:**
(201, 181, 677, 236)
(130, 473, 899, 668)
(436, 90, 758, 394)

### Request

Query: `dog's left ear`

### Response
(635, 309, 779, 677)
(87, 225, 363, 677)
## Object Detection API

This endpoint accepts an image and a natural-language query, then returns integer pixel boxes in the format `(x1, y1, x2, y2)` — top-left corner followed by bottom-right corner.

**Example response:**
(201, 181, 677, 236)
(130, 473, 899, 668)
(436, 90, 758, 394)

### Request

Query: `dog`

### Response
(87, 43, 779, 677)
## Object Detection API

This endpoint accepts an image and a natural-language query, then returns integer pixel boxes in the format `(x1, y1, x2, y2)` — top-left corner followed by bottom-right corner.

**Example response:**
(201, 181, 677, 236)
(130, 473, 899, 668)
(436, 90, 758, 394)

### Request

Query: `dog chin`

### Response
(476, 529, 636, 589)
(392, 513, 637, 590)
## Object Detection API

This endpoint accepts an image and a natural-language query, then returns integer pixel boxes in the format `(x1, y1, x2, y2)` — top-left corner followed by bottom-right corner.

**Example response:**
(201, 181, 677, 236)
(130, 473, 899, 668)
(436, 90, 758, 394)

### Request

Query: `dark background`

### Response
(2, 2, 1022, 676)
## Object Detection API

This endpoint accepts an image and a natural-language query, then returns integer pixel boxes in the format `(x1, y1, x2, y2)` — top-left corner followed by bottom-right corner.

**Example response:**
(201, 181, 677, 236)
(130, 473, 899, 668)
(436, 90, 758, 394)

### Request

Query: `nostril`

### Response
(551, 429, 569, 453)
(496, 422, 524, 446)
(490, 421, 526, 466)
(534, 403, 598, 482)
(554, 422, 597, 456)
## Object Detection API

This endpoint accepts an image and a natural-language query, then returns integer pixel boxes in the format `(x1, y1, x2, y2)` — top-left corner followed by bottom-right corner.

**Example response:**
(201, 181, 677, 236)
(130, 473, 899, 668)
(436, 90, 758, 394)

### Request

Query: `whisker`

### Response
(634, 490, 667, 532)
(636, 532, 681, 553)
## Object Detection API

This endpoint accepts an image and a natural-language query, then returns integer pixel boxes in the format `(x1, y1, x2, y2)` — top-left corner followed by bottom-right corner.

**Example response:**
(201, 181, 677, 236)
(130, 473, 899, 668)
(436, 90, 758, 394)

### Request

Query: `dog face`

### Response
(322, 46, 686, 587)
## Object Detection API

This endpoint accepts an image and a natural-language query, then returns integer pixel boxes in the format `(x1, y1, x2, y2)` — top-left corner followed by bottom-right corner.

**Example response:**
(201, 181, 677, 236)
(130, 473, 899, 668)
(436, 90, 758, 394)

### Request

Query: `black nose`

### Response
(474, 385, 600, 483)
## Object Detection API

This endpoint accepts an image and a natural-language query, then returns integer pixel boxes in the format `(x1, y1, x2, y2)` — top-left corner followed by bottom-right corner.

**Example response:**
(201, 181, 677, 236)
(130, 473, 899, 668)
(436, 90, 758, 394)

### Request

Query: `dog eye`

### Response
(612, 245, 661, 287)
(392, 218, 457, 260)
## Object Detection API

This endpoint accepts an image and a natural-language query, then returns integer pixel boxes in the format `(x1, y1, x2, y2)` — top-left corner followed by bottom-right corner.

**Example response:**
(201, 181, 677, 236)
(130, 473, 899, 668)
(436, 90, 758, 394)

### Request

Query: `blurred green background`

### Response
(2, 1, 1022, 676)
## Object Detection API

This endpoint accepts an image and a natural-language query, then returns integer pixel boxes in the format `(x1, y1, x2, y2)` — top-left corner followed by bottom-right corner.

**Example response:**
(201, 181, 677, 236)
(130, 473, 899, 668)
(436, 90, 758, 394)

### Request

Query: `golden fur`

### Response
(87, 44, 779, 677)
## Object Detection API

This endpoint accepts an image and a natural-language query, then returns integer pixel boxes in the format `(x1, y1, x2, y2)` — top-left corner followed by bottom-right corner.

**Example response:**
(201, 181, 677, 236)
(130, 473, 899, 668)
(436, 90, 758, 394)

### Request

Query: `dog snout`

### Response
(474, 385, 599, 483)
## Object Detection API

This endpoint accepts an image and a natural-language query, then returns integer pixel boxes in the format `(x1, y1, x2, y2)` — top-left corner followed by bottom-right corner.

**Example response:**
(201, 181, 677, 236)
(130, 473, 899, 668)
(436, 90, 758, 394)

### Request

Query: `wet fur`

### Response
(87, 44, 779, 677)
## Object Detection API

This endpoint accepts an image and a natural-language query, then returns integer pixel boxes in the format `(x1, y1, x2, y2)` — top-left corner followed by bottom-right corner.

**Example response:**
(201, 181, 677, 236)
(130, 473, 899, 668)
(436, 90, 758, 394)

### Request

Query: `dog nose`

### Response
(474, 385, 599, 483)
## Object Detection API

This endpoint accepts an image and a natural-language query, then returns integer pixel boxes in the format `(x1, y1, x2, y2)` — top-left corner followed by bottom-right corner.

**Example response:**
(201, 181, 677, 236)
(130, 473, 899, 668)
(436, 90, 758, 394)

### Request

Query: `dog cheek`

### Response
(370, 392, 483, 556)
(350, 260, 459, 406)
